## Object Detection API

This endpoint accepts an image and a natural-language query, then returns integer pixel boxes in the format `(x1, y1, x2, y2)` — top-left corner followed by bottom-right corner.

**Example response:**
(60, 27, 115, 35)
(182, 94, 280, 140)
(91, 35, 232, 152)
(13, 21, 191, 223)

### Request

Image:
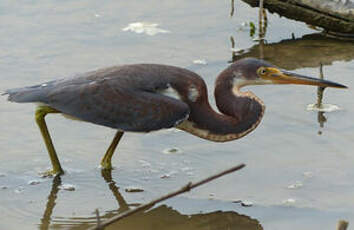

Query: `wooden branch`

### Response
(88, 164, 246, 230)
(241, 0, 354, 35)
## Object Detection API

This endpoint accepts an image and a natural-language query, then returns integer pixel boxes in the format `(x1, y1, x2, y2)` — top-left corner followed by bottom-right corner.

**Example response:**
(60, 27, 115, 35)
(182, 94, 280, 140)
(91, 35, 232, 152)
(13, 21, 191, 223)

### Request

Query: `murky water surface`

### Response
(0, 1, 353, 229)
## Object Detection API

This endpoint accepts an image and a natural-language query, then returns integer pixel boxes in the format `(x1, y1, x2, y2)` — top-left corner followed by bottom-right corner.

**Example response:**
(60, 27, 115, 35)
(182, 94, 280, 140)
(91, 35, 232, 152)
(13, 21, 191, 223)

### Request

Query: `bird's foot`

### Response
(39, 169, 64, 178)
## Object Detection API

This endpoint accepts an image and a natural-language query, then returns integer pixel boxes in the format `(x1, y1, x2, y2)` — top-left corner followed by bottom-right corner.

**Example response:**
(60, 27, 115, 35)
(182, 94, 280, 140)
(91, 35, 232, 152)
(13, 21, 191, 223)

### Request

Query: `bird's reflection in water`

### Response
(39, 175, 62, 230)
(100, 169, 139, 213)
(38, 170, 262, 230)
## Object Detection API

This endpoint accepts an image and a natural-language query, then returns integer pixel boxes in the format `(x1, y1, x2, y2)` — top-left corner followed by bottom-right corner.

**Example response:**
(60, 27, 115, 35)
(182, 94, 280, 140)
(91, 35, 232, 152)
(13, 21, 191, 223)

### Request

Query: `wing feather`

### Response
(4, 64, 201, 132)
(44, 78, 190, 132)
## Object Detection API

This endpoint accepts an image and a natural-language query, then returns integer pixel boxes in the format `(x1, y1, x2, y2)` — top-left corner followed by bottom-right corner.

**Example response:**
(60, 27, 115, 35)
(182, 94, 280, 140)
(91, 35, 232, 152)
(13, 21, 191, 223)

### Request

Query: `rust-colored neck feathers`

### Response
(177, 63, 265, 142)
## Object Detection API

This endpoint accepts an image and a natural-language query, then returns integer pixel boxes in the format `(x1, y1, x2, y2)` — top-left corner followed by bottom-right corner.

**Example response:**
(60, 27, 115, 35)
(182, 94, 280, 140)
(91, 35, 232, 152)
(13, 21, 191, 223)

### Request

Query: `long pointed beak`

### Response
(273, 71, 347, 89)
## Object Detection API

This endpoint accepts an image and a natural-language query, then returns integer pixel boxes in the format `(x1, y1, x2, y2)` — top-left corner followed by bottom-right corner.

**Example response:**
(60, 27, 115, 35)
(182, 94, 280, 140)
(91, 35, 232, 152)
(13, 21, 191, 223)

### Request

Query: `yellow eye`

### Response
(258, 67, 267, 76)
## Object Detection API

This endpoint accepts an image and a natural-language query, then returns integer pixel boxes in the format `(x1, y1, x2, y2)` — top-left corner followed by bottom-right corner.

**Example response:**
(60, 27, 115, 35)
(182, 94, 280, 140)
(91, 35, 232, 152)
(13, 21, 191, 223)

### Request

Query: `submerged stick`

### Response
(258, 0, 265, 39)
(316, 63, 325, 108)
(95, 209, 102, 230)
(316, 63, 327, 134)
(88, 164, 246, 230)
(262, 8, 268, 37)
(230, 36, 236, 63)
(231, 0, 235, 17)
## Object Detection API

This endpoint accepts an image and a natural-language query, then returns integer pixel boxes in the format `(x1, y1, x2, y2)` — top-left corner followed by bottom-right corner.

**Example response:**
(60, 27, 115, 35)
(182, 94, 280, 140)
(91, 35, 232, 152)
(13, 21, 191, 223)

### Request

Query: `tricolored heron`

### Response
(3, 58, 346, 176)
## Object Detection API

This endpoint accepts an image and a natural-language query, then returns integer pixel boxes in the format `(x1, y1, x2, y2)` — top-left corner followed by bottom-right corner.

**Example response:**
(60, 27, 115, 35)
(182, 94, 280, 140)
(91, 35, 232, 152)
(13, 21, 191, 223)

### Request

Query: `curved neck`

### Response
(177, 78, 265, 142)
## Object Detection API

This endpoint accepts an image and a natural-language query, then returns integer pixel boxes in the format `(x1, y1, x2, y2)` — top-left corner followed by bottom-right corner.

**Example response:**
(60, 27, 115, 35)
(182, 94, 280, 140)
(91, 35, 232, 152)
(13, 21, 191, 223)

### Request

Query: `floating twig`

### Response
(88, 164, 246, 230)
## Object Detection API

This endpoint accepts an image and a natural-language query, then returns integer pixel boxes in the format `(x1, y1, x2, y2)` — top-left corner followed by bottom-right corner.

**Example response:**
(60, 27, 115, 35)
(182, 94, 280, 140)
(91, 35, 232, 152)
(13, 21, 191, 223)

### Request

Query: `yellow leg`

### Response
(100, 131, 124, 170)
(35, 106, 63, 176)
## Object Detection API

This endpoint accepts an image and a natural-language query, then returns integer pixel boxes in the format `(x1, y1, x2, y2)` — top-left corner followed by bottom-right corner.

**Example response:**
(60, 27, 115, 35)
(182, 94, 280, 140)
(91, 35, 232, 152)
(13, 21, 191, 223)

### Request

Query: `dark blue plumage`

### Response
(4, 64, 201, 132)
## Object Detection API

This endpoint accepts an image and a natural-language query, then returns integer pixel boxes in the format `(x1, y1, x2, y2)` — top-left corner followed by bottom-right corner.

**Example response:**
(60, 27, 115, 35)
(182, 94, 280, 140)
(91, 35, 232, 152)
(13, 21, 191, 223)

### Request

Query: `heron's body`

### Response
(3, 58, 346, 176)
(9, 64, 197, 133)
(6, 61, 265, 141)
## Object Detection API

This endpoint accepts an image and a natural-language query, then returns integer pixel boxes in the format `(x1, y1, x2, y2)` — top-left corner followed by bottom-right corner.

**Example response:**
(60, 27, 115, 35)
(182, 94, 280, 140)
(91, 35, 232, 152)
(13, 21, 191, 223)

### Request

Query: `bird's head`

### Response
(226, 58, 347, 90)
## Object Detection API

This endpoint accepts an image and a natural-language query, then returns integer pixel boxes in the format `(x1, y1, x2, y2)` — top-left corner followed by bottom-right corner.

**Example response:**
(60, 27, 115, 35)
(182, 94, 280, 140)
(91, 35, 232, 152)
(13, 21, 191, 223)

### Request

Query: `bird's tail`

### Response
(2, 84, 46, 103)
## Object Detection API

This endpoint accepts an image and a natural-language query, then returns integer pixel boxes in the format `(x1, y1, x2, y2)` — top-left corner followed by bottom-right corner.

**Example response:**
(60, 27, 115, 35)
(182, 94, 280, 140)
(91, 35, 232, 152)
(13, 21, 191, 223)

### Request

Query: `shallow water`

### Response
(0, 1, 353, 229)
